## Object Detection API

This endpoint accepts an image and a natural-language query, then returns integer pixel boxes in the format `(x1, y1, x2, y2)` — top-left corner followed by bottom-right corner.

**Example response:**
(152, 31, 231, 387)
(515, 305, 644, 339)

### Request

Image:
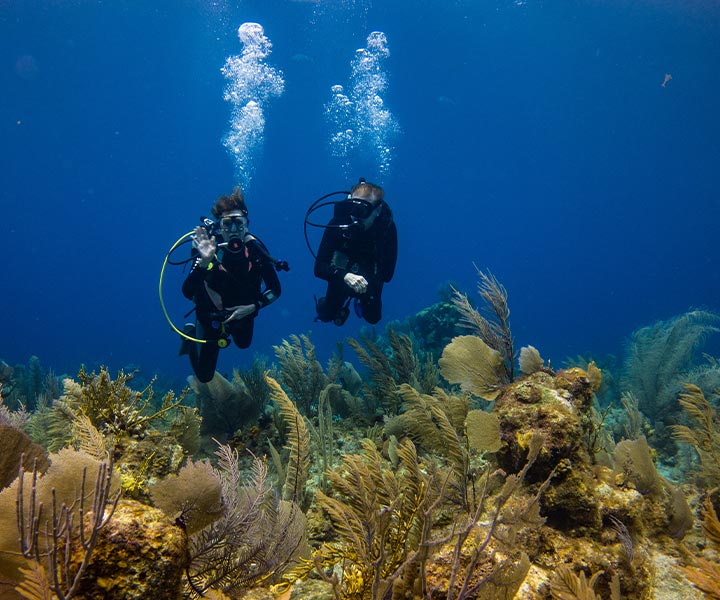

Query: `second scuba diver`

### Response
(313, 179, 397, 326)
(180, 187, 285, 382)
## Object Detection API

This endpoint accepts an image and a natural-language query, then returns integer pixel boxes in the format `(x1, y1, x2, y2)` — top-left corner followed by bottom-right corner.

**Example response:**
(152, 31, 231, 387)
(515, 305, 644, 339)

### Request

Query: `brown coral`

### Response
(69, 499, 186, 600)
(0, 423, 49, 491)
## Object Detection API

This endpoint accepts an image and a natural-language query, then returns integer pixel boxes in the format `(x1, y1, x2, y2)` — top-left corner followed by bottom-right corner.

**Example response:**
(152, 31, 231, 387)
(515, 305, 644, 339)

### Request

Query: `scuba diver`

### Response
(178, 187, 286, 382)
(309, 179, 397, 326)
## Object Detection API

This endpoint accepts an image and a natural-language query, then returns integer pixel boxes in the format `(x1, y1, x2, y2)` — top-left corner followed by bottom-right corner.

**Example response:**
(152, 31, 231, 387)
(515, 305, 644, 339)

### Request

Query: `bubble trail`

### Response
(325, 31, 399, 179)
(221, 22, 284, 189)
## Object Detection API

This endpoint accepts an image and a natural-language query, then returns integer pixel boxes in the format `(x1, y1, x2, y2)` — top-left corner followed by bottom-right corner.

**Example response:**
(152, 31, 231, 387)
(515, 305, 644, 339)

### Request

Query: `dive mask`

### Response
(348, 198, 376, 219)
(220, 214, 248, 233)
(348, 197, 382, 229)
(219, 212, 248, 253)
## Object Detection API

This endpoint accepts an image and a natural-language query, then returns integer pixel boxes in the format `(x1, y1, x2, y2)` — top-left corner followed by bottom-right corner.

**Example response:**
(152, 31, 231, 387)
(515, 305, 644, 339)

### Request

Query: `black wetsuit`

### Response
(182, 235, 281, 382)
(314, 200, 397, 325)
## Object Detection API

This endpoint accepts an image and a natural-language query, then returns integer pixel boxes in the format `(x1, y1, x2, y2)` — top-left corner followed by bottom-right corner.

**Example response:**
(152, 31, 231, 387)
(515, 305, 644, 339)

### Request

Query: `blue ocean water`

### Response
(1, 0, 718, 387)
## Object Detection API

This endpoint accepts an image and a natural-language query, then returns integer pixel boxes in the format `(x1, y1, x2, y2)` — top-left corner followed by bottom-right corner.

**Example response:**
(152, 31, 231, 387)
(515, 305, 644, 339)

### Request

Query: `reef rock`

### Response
(72, 498, 186, 600)
(494, 368, 601, 531)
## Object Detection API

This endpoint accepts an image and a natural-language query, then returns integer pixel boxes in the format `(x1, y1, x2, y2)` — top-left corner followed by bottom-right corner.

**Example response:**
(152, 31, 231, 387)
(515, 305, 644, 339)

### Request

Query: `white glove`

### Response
(344, 272, 368, 294)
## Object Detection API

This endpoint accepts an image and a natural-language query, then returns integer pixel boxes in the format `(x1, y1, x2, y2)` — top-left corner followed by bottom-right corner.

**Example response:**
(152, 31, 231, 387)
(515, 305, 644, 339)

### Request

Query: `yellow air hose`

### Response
(158, 231, 207, 344)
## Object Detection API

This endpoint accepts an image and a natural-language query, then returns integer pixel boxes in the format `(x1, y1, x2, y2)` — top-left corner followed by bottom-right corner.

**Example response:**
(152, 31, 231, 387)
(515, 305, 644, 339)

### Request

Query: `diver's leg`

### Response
(193, 321, 220, 383)
(179, 322, 197, 356)
(229, 318, 255, 349)
(316, 281, 348, 322)
(360, 281, 383, 324)
(195, 344, 220, 383)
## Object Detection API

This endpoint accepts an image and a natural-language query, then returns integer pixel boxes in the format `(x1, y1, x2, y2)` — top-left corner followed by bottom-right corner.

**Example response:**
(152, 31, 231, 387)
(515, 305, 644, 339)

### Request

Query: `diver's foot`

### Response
(178, 323, 196, 356)
(314, 296, 329, 323)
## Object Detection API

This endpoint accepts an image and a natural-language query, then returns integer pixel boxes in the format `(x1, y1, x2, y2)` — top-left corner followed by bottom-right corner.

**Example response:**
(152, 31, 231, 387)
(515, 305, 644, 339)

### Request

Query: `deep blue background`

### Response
(2, 0, 718, 387)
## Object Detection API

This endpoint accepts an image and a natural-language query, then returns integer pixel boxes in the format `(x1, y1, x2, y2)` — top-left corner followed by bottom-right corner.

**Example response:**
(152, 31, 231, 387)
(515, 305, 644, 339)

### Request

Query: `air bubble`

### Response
(221, 22, 284, 189)
(325, 31, 399, 178)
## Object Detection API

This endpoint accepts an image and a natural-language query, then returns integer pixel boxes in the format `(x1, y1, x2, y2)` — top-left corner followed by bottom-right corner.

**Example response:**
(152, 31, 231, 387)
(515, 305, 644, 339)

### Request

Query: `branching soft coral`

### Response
(55, 367, 185, 442)
(348, 328, 437, 415)
(183, 442, 306, 597)
(285, 438, 427, 600)
(672, 383, 720, 488)
(679, 498, 720, 600)
(620, 310, 720, 420)
(266, 374, 310, 506)
(273, 333, 327, 415)
(450, 267, 514, 381)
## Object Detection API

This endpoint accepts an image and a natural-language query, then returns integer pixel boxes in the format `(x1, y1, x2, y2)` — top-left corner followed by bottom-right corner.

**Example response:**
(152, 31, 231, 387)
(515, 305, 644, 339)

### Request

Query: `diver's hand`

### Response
(224, 304, 256, 323)
(193, 226, 217, 268)
(344, 272, 368, 294)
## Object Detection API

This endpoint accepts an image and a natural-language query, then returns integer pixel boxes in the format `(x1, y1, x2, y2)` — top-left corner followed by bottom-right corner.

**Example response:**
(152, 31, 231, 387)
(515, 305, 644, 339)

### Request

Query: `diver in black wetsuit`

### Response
(314, 180, 397, 326)
(180, 188, 282, 382)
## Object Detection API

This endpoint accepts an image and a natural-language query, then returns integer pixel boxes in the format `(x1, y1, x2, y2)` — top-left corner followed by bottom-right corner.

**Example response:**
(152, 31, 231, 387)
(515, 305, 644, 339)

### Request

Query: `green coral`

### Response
(287, 438, 427, 600)
(620, 309, 720, 420)
(53, 366, 185, 445)
(348, 328, 438, 416)
(273, 333, 328, 415)
(189, 370, 261, 437)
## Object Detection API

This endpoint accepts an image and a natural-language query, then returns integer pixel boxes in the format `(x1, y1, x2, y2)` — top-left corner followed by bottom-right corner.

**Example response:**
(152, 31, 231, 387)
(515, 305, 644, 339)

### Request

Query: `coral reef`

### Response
(392, 291, 462, 358)
(3, 273, 719, 600)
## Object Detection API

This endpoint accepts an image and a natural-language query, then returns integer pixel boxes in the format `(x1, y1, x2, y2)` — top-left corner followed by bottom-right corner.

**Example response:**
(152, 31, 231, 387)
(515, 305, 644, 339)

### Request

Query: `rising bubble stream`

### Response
(221, 22, 284, 189)
(325, 31, 399, 179)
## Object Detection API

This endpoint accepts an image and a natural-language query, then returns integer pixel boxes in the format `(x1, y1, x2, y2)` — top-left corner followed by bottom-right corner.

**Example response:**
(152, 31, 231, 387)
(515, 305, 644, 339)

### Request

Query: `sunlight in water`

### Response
(221, 22, 285, 189)
(325, 31, 400, 179)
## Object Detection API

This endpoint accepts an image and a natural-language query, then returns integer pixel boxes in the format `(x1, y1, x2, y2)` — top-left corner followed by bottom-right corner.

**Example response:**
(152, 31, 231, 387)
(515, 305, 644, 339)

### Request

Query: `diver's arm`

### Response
(223, 304, 256, 323)
(223, 264, 280, 324)
(255, 257, 282, 311)
(193, 226, 218, 267)
(182, 266, 203, 300)
(182, 227, 218, 299)
(314, 227, 346, 282)
(380, 221, 398, 283)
